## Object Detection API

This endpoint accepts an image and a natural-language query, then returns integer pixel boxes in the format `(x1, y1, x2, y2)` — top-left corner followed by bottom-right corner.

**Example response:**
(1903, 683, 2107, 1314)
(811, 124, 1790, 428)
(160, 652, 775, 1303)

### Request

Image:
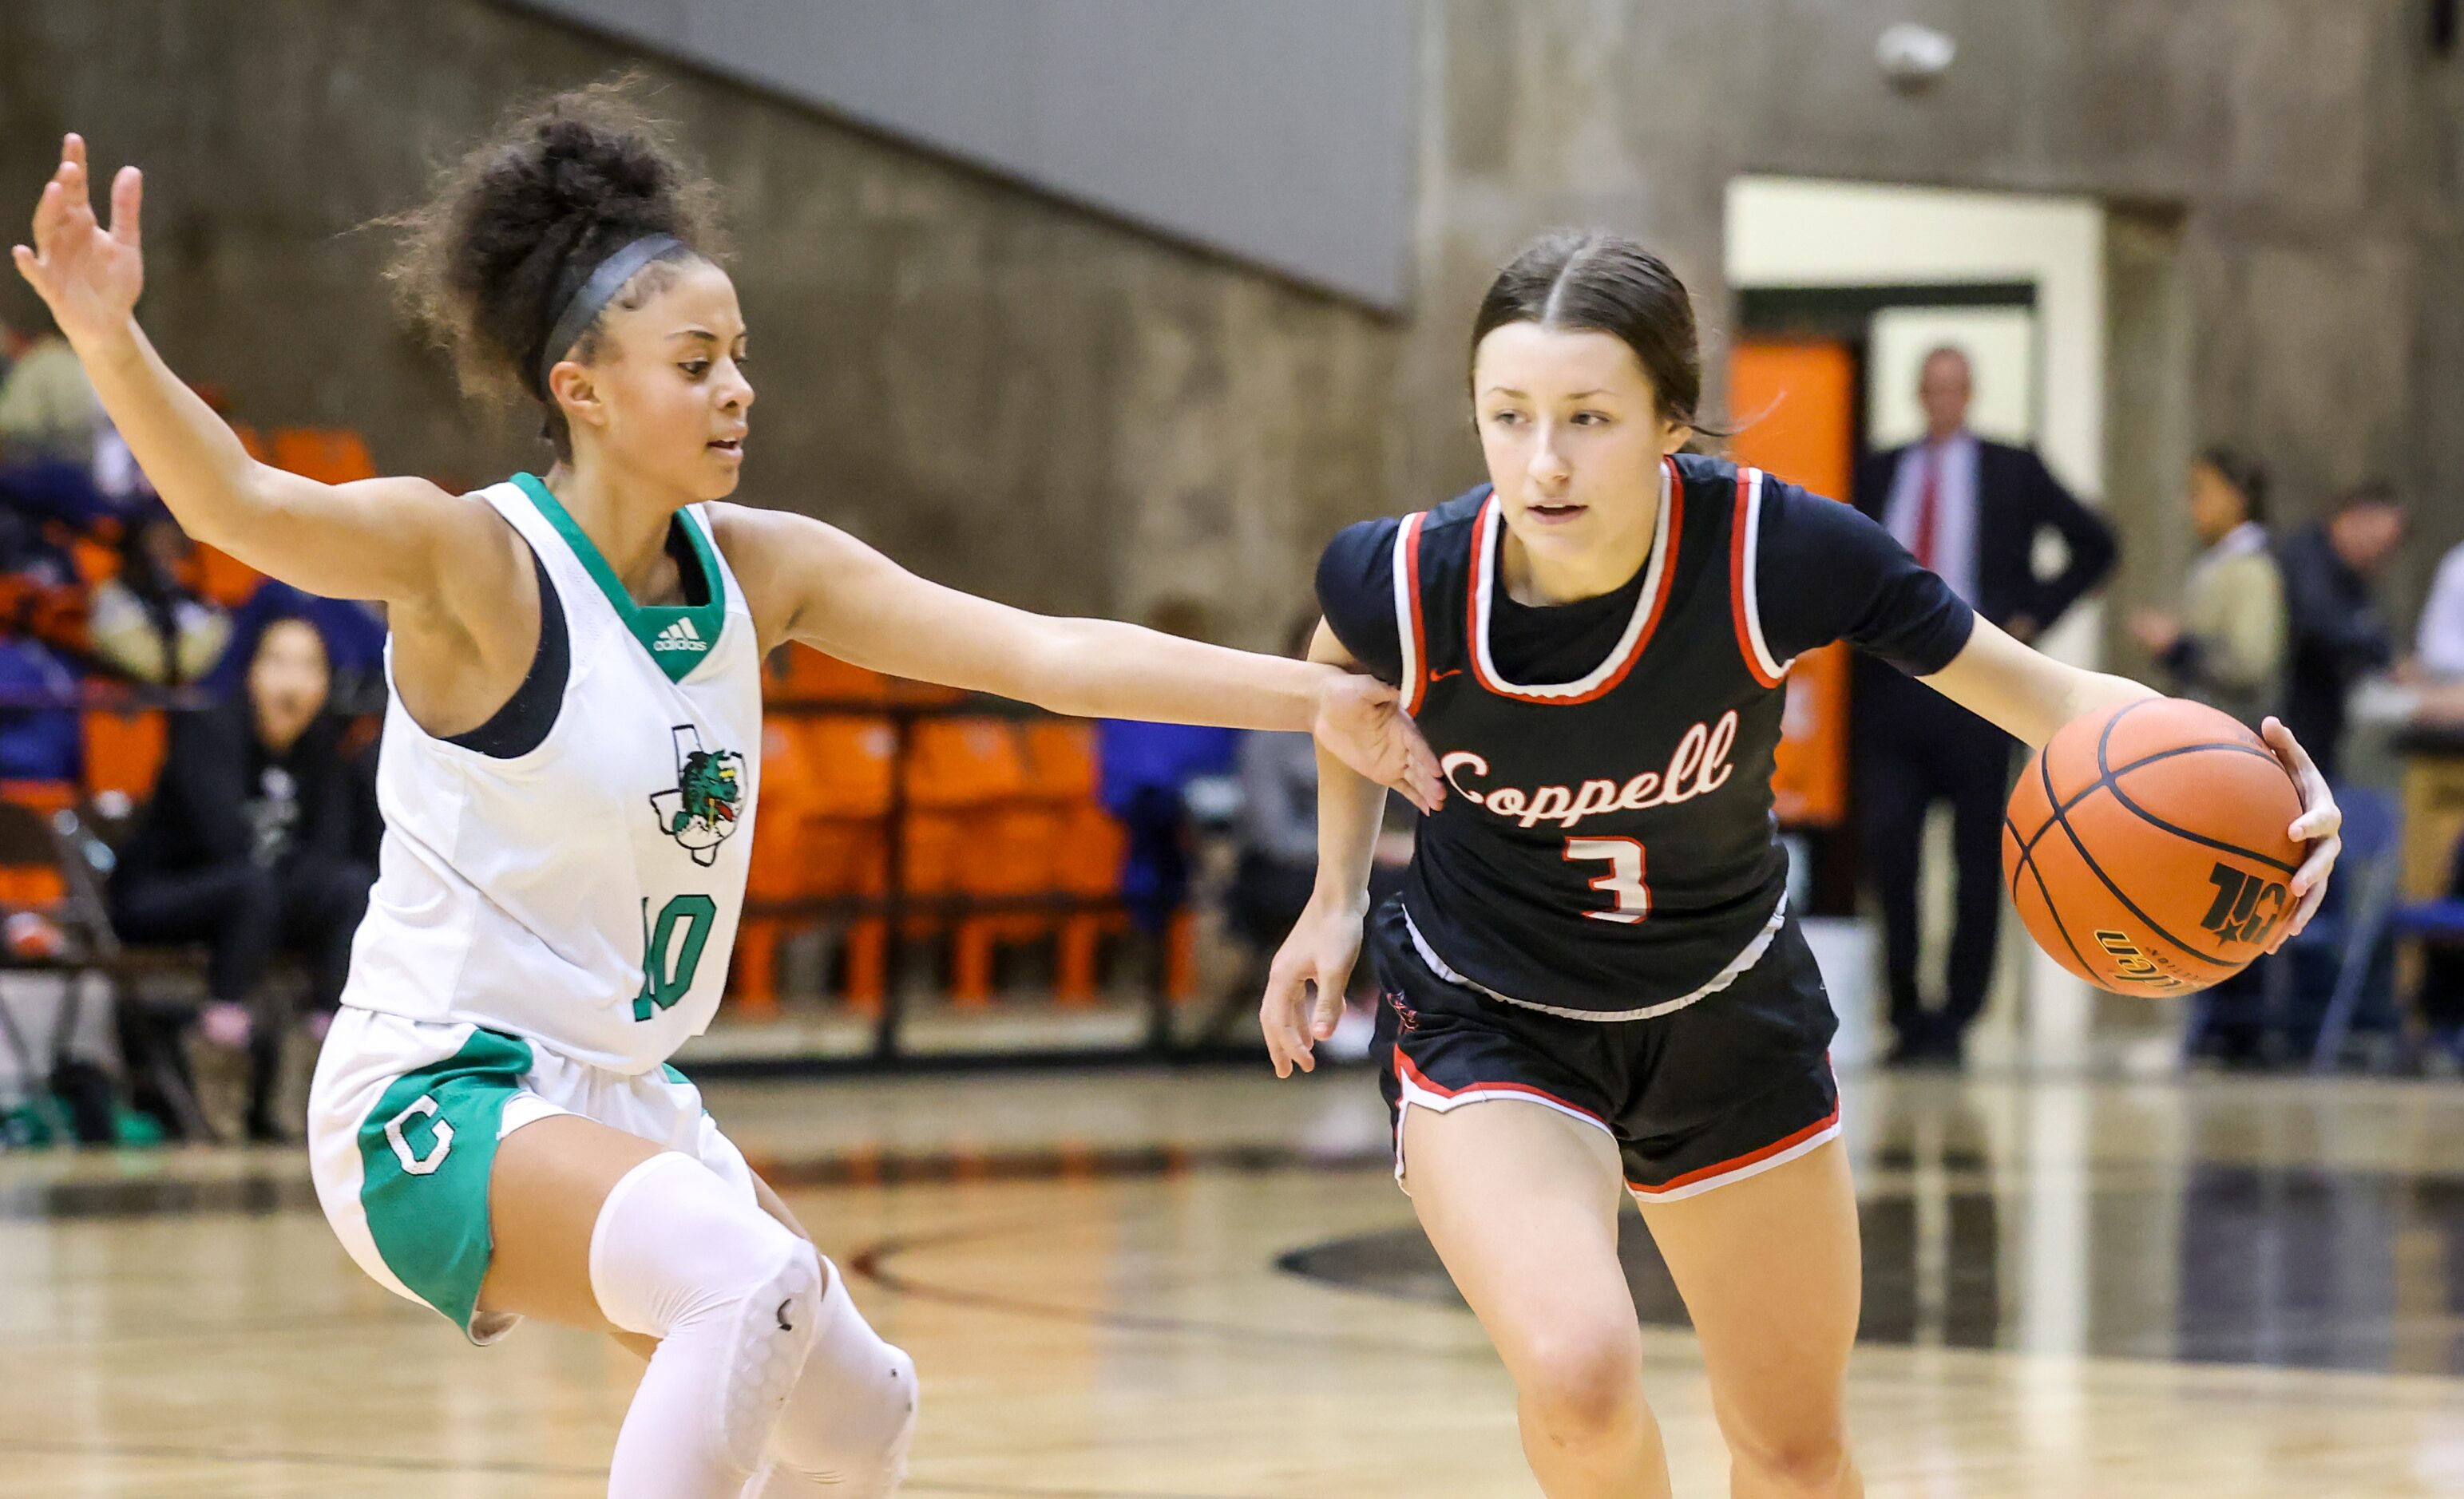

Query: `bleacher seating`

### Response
(0, 425, 1153, 1068)
(735, 647, 1140, 1013)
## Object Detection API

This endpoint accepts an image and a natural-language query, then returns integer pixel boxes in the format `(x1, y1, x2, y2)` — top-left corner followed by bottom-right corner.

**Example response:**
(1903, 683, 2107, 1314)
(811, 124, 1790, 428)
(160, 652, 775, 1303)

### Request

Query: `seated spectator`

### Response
(1230, 615, 1373, 956)
(89, 510, 231, 685)
(1099, 599, 1239, 935)
(1100, 718, 1238, 934)
(204, 581, 386, 714)
(2131, 447, 2285, 730)
(109, 617, 373, 1142)
(1231, 724, 1318, 957)
(2276, 481, 2403, 780)
(0, 634, 81, 781)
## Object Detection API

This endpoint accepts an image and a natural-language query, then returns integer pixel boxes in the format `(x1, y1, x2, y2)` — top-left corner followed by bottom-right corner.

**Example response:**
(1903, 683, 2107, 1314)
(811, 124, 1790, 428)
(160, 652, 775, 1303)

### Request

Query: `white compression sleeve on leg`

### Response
(589, 1150, 824, 1499)
(743, 1261, 919, 1497)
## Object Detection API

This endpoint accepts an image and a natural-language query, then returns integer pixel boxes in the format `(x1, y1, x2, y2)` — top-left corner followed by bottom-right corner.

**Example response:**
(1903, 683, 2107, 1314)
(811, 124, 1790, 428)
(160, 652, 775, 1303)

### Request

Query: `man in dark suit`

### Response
(1853, 346, 2117, 1064)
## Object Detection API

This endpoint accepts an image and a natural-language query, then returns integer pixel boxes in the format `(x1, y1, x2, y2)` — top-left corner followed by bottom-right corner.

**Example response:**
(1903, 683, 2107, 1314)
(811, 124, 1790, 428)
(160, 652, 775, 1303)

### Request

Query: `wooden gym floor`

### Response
(2, 1063, 2463, 1497)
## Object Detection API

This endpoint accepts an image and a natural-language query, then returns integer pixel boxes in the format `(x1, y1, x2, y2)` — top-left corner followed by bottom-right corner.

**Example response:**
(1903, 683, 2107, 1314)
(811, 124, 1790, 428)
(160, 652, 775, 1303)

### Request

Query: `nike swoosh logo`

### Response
(1428, 667, 1463, 683)
(776, 1298, 795, 1332)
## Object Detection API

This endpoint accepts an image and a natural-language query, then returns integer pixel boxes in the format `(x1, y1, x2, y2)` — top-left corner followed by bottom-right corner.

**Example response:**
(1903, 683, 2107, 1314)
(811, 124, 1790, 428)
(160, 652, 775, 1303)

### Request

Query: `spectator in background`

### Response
(1230, 617, 1332, 959)
(0, 632, 82, 781)
(0, 307, 127, 580)
(2131, 449, 2288, 1065)
(1853, 346, 2117, 1066)
(0, 306, 103, 467)
(2275, 481, 2405, 780)
(204, 581, 386, 713)
(1098, 598, 1240, 936)
(108, 617, 373, 1142)
(1228, 615, 1414, 1052)
(2415, 535, 2464, 681)
(88, 508, 230, 685)
(2131, 448, 2286, 730)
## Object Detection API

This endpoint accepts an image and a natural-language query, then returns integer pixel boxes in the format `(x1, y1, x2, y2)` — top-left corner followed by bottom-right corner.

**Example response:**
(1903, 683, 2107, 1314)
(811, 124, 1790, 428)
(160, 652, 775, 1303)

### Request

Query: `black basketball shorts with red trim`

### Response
(1369, 900, 1842, 1202)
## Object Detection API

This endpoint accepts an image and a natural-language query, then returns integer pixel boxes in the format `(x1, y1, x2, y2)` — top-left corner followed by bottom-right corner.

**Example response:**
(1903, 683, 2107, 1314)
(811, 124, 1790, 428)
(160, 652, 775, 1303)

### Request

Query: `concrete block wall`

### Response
(1400, 0, 2464, 625)
(6, 2, 2462, 641)
(0, 0, 1395, 643)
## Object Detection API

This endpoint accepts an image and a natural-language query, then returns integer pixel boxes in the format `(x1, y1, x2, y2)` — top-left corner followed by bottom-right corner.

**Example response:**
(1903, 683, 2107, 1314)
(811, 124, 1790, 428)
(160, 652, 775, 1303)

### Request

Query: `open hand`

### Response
(2260, 715, 2340, 952)
(1260, 896, 1369, 1078)
(1312, 668, 1444, 815)
(12, 134, 145, 350)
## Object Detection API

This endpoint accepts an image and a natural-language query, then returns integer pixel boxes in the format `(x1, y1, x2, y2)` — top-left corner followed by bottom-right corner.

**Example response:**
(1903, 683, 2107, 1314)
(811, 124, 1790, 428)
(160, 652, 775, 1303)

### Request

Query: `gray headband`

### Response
(536, 233, 684, 394)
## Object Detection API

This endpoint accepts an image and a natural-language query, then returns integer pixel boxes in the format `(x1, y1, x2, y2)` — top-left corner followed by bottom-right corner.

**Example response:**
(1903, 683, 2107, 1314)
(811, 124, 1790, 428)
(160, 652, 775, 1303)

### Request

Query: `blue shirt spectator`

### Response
(1097, 718, 1238, 932)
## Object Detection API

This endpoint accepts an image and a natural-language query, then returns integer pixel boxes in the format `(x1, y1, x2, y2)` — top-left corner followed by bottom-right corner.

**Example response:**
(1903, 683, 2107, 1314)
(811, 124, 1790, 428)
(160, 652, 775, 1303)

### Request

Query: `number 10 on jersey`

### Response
(635, 893, 718, 1020)
(1564, 837, 1650, 924)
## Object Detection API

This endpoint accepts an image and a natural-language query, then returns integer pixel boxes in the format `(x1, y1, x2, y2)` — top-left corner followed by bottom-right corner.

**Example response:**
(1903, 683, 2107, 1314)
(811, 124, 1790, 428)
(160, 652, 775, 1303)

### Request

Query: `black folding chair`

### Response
(0, 798, 212, 1143)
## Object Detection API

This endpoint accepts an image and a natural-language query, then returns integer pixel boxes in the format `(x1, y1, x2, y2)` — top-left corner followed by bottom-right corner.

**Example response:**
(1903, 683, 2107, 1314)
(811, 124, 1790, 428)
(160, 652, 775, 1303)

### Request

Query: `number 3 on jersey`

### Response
(635, 893, 717, 1020)
(1564, 837, 1650, 924)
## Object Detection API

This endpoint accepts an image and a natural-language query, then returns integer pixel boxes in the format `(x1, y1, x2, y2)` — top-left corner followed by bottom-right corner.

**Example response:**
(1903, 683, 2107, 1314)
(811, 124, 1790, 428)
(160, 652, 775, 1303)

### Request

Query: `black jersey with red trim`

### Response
(1317, 451, 1975, 1014)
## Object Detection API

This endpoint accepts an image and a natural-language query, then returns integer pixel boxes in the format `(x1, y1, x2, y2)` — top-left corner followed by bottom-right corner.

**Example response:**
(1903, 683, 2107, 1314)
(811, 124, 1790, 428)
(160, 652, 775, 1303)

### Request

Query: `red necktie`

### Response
(1911, 445, 1940, 572)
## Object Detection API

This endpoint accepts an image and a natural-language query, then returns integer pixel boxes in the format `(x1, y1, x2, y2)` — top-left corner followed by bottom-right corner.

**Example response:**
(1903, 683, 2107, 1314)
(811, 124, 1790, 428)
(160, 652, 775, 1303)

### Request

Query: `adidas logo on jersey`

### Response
(652, 617, 709, 653)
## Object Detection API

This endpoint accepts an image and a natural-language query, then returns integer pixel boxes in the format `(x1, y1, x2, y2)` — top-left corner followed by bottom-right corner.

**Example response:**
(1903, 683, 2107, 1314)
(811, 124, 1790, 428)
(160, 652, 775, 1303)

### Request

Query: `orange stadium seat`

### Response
(192, 544, 263, 609)
(0, 781, 75, 908)
(1052, 801, 1129, 1004)
(1018, 718, 1099, 802)
(763, 647, 889, 706)
(800, 717, 898, 819)
(70, 537, 120, 588)
(735, 716, 898, 1014)
(897, 719, 1036, 1005)
(82, 708, 167, 805)
(268, 427, 378, 485)
(903, 718, 1026, 808)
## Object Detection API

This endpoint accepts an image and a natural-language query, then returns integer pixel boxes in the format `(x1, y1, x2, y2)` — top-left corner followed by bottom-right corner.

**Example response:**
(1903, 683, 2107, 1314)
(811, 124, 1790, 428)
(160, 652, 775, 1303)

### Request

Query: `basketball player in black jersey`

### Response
(1264, 231, 2345, 1498)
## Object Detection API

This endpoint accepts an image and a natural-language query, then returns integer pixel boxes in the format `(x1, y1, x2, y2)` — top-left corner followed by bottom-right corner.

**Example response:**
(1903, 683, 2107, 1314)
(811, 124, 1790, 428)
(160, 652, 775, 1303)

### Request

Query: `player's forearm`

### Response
(1923, 615, 2156, 749)
(1021, 618, 1324, 730)
(69, 318, 268, 551)
(1309, 742, 1385, 909)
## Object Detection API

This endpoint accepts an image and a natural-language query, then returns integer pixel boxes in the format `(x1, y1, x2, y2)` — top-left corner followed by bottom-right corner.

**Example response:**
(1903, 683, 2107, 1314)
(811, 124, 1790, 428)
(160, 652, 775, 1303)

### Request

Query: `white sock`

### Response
(742, 1264, 918, 1497)
(589, 1151, 824, 1499)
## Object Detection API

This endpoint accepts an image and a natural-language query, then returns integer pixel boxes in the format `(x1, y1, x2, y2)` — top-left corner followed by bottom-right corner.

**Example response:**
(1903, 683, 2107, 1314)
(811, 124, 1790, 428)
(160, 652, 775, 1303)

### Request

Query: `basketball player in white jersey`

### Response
(13, 91, 1444, 1498)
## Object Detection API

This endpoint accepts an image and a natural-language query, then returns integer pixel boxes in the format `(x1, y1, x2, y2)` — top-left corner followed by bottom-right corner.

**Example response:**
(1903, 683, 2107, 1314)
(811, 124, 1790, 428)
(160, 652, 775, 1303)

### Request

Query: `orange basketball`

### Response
(2002, 697, 2304, 995)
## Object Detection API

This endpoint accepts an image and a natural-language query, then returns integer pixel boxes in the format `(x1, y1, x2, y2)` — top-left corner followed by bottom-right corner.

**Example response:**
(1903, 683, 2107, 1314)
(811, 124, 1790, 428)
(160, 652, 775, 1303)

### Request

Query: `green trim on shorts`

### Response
(355, 1027, 536, 1341)
(660, 1062, 711, 1117)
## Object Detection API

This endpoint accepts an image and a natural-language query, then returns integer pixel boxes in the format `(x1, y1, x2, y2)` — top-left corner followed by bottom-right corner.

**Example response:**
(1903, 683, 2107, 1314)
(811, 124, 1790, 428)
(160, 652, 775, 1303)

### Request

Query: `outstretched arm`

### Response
(1919, 615, 2153, 750)
(11, 134, 505, 610)
(1923, 616, 2339, 944)
(711, 503, 1444, 813)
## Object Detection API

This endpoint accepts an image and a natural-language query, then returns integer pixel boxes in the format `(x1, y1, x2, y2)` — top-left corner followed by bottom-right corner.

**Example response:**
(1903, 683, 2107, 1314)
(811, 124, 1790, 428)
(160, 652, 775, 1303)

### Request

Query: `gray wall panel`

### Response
(500, 0, 1416, 307)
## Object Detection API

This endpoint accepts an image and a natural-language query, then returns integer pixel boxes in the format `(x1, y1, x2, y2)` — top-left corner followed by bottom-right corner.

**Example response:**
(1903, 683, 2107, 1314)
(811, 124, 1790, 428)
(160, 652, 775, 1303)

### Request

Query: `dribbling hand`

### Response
(12, 134, 145, 350)
(1312, 670, 1445, 816)
(2260, 715, 2341, 952)
(1260, 898, 1366, 1078)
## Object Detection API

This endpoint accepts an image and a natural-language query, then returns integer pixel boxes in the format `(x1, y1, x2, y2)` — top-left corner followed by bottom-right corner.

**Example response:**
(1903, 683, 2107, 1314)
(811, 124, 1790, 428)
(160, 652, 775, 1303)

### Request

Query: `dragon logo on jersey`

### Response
(647, 724, 746, 866)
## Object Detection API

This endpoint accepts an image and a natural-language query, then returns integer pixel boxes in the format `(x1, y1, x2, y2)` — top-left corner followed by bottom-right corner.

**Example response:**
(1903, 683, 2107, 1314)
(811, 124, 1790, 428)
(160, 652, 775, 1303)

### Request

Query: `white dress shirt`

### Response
(1882, 432, 1980, 606)
(2418, 540, 2464, 680)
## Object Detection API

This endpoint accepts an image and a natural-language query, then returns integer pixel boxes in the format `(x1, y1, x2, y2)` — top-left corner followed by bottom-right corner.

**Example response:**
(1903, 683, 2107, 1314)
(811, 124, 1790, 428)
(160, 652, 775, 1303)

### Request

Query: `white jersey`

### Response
(340, 475, 762, 1074)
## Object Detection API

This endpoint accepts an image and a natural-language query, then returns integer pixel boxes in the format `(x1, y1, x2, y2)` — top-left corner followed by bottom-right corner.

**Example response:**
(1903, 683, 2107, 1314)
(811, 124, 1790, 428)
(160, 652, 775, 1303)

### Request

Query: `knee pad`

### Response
(760, 1262, 918, 1497)
(589, 1150, 824, 1471)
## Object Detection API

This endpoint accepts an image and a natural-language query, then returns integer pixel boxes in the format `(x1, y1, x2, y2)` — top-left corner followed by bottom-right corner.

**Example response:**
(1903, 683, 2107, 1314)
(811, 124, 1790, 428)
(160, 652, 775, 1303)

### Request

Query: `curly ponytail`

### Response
(383, 77, 725, 458)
